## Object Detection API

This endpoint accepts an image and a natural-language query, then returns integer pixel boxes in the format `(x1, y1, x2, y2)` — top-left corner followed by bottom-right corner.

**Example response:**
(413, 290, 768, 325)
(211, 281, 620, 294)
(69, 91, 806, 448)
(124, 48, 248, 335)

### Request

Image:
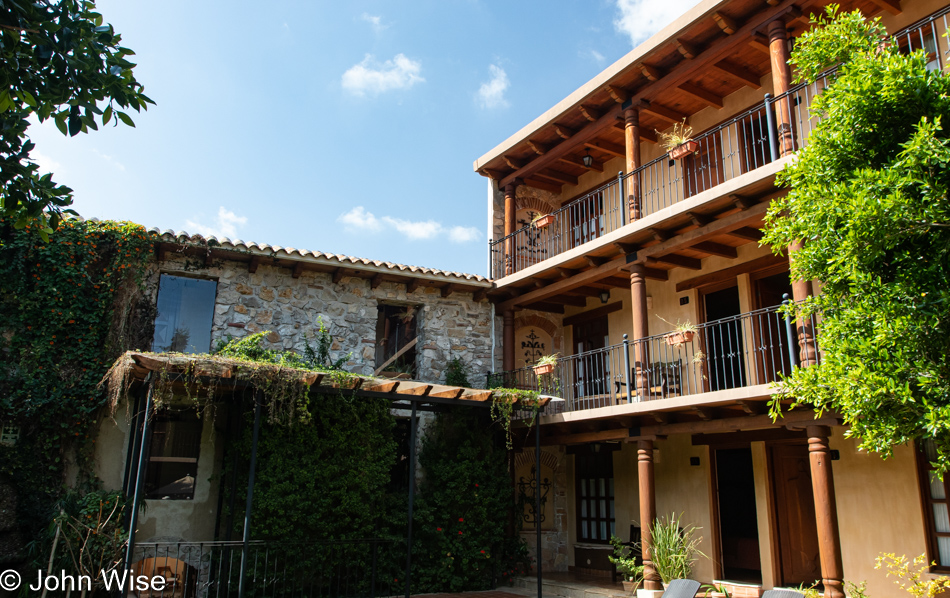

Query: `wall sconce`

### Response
(599, 290, 610, 304)
(582, 149, 594, 168)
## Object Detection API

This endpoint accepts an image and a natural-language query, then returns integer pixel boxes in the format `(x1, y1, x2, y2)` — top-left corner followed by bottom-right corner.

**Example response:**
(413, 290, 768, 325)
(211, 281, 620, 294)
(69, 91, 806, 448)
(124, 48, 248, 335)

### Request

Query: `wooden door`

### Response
(770, 444, 821, 587)
(684, 131, 725, 198)
(573, 316, 609, 399)
(702, 285, 746, 392)
(752, 270, 793, 384)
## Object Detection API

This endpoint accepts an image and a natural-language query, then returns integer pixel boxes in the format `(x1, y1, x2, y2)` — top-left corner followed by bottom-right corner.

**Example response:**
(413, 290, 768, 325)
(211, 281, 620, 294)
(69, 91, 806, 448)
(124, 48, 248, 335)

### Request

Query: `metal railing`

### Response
(130, 538, 404, 598)
(489, 302, 821, 413)
(488, 5, 950, 279)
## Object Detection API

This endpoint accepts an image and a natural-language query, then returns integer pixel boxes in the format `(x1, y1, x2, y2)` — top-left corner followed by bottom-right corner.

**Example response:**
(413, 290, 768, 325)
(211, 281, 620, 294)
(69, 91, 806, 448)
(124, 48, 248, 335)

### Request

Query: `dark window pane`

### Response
(145, 412, 202, 500)
(152, 275, 217, 354)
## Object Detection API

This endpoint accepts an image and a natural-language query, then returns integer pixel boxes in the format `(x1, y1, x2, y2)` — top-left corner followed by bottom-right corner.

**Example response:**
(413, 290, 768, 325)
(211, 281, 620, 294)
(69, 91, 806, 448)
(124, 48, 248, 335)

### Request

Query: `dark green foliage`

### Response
(763, 8, 950, 473)
(411, 409, 531, 592)
(0, 217, 152, 556)
(445, 356, 471, 387)
(0, 1, 153, 235)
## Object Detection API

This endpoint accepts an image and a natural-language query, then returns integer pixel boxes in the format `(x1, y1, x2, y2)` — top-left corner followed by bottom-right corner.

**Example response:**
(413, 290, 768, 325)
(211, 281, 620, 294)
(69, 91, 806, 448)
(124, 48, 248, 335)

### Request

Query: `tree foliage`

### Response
(763, 7, 950, 473)
(0, 0, 153, 237)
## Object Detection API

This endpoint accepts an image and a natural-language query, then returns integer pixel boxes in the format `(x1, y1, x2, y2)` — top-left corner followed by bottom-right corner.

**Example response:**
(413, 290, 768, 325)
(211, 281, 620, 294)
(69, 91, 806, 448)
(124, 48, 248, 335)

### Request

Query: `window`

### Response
(152, 274, 217, 354)
(919, 440, 950, 568)
(375, 304, 419, 378)
(575, 447, 615, 542)
(145, 412, 202, 500)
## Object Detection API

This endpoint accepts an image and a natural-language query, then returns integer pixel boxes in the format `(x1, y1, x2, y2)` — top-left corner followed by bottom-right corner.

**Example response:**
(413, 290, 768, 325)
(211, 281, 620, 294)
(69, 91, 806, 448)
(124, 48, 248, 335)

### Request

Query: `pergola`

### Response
(111, 351, 554, 598)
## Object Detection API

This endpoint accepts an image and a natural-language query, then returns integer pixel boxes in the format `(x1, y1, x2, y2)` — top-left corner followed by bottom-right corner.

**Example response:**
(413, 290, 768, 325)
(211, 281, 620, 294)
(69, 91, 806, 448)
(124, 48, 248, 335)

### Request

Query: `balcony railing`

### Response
(489, 303, 820, 414)
(488, 5, 950, 279)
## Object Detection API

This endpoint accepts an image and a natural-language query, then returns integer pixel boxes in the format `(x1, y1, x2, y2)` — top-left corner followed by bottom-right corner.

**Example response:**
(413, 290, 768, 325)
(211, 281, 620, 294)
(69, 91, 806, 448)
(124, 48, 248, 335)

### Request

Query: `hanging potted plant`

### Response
(657, 118, 697, 160)
(533, 353, 559, 376)
(657, 315, 698, 346)
(532, 212, 556, 230)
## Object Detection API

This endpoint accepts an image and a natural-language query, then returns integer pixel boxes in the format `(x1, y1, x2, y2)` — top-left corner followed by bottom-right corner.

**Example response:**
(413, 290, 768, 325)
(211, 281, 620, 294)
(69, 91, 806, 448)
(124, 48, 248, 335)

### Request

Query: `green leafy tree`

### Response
(0, 0, 153, 237)
(763, 7, 950, 473)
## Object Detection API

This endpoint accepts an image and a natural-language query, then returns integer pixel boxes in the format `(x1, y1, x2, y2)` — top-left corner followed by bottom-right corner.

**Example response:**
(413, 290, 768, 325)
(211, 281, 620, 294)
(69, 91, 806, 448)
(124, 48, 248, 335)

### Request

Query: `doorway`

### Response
(770, 444, 821, 587)
(715, 447, 761, 582)
(572, 316, 609, 401)
(752, 270, 794, 383)
(702, 285, 746, 391)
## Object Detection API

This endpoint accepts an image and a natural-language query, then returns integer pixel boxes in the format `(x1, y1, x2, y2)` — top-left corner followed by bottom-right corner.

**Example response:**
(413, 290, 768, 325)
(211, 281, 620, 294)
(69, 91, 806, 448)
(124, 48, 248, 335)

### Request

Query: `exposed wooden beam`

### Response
(639, 129, 659, 144)
(406, 278, 422, 293)
(204, 251, 214, 267)
(500, 104, 623, 188)
(480, 167, 508, 180)
(248, 256, 261, 273)
(547, 295, 588, 307)
(731, 194, 757, 210)
(639, 100, 687, 124)
(749, 31, 771, 54)
(586, 256, 608, 268)
(584, 139, 625, 158)
(554, 123, 576, 139)
(440, 284, 454, 298)
(579, 104, 602, 122)
(292, 263, 305, 279)
(613, 242, 638, 255)
(633, 408, 835, 438)
(713, 60, 762, 88)
(679, 82, 723, 109)
(652, 412, 671, 425)
(556, 267, 578, 280)
(527, 139, 551, 155)
(675, 38, 699, 59)
(537, 169, 578, 185)
(712, 11, 738, 34)
(640, 64, 663, 81)
(524, 301, 566, 314)
(371, 273, 384, 289)
(689, 212, 712, 227)
(499, 255, 627, 311)
(690, 241, 738, 259)
(647, 254, 703, 270)
(651, 228, 672, 242)
(693, 406, 715, 421)
(601, 275, 634, 288)
(676, 253, 787, 292)
(605, 84, 630, 104)
(503, 155, 526, 169)
(728, 226, 765, 242)
(524, 177, 563, 194)
(473, 289, 487, 302)
(542, 427, 633, 446)
(559, 155, 604, 172)
(736, 399, 766, 415)
(867, 0, 901, 14)
(533, 280, 546, 289)
(643, 268, 669, 281)
(333, 268, 346, 284)
(562, 301, 624, 327)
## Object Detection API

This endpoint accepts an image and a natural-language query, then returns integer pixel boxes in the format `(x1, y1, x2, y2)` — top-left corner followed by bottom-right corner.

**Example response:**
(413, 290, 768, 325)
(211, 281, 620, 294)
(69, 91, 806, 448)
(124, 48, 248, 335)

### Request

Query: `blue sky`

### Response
(28, 0, 699, 276)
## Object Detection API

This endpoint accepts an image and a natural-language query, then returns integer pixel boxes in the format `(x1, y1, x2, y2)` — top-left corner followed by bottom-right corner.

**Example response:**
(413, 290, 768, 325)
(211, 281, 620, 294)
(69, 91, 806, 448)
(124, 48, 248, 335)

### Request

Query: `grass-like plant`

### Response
(649, 513, 706, 585)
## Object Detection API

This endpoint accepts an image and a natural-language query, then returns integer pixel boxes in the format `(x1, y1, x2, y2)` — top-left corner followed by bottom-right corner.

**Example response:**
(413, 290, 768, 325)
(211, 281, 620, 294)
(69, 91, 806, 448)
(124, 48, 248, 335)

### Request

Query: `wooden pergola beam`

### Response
(647, 254, 703, 270)
(640, 100, 687, 124)
(713, 60, 762, 88)
(712, 11, 738, 35)
(584, 139, 626, 157)
(679, 82, 723, 109)
(537, 169, 579, 185)
(690, 241, 738, 259)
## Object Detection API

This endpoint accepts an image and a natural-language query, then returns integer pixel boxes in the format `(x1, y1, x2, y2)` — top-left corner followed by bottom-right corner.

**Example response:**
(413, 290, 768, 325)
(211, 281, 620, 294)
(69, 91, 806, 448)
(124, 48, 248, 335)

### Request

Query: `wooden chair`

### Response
(761, 591, 805, 598)
(660, 579, 701, 597)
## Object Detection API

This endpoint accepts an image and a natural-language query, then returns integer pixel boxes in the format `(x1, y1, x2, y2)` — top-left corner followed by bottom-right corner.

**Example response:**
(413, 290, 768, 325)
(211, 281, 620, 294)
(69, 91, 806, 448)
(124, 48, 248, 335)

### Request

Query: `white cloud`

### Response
(30, 150, 61, 175)
(341, 54, 424, 95)
(361, 13, 388, 33)
(92, 149, 125, 172)
(337, 206, 481, 243)
(585, 49, 606, 63)
(185, 206, 248, 239)
(614, 0, 702, 47)
(338, 206, 383, 232)
(477, 64, 509, 109)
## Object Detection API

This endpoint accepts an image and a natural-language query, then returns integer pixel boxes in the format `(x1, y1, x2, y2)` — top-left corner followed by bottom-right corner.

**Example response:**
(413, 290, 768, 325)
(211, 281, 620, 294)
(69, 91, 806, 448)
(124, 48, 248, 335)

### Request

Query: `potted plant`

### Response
(657, 118, 697, 160)
(532, 212, 555, 230)
(533, 353, 559, 376)
(649, 513, 706, 587)
(701, 582, 731, 598)
(608, 535, 644, 593)
(657, 315, 698, 346)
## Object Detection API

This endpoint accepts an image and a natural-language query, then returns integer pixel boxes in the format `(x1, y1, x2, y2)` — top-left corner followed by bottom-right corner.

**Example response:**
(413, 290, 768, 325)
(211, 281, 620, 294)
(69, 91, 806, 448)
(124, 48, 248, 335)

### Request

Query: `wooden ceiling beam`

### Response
(556, 267, 578, 280)
(524, 177, 563, 194)
(728, 226, 765, 242)
(640, 100, 687, 124)
(527, 139, 551, 155)
(643, 268, 669, 281)
(586, 256, 608, 268)
(712, 11, 738, 34)
(675, 38, 699, 59)
(523, 301, 566, 314)
(480, 167, 508, 181)
(537, 169, 579, 185)
(248, 256, 261, 274)
(712, 60, 762, 88)
(867, 0, 902, 14)
(371, 273, 384, 289)
(547, 295, 588, 307)
(749, 32, 771, 54)
(679, 82, 723, 109)
(333, 268, 346, 284)
(639, 129, 658, 144)
(613, 242, 638, 255)
(690, 241, 738, 259)
(647, 254, 703, 270)
(640, 64, 663, 81)
(579, 104, 602, 122)
(499, 255, 626, 311)
(676, 253, 787, 292)
(554, 123, 576, 139)
(440, 284, 454, 298)
(473, 289, 488, 302)
(605, 84, 630, 104)
(292, 263, 305, 279)
(503, 155, 526, 169)
(406, 277, 422, 293)
(601, 276, 633, 288)
(559, 155, 604, 172)
(584, 139, 625, 158)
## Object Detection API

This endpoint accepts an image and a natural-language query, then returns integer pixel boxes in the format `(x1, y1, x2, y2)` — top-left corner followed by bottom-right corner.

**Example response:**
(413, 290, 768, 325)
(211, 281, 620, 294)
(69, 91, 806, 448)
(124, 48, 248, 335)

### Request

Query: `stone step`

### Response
(511, 576, 631, 598)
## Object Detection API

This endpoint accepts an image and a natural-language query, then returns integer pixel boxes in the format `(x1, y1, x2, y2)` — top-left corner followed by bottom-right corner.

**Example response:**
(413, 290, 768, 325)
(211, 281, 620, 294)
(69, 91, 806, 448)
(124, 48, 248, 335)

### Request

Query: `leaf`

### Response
(54, 114, 68, 136)
(116, 111, 135, 127)
(102, 105, 112, 125)
(20, 89, 37, 108)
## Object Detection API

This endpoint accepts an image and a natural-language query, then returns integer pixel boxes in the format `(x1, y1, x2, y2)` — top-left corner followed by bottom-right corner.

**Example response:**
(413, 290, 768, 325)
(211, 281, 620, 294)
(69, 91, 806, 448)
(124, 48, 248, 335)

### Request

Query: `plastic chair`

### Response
(762, 591, 805, 598)
(660, 579, 701, 598)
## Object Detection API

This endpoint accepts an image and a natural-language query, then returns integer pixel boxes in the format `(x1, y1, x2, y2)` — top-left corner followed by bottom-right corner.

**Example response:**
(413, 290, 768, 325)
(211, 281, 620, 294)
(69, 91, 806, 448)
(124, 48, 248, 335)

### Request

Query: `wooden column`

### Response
(807, 425, 844, 598)
(504, 183, 517, 275)
(624, 106, 642, 221)
(638, 439, 661, 591)
(503, 309, 515, 372)
(768, 19, 794, 157)
(630, 265, 650, 399)
(769, 19, 817, 365)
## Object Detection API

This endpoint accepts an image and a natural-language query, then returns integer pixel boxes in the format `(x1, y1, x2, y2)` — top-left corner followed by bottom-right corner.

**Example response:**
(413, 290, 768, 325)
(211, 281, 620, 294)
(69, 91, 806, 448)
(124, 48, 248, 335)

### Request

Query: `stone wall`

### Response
(151, 253, 494, 386)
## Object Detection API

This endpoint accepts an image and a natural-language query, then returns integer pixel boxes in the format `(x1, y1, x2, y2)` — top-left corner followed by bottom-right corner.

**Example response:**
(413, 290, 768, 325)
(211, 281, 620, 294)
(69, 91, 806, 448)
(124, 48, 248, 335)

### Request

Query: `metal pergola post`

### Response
(238, 391, 263, 598)
(535, 409, 542, 598)
(123, 375, 155, 592)
(404, 401, 418, 598)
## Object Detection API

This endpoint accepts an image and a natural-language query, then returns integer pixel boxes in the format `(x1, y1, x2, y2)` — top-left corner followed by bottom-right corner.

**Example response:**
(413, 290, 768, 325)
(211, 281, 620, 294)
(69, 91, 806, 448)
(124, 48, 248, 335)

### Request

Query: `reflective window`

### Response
(145, 412, 202, 500)
(152, 275, 217, 354)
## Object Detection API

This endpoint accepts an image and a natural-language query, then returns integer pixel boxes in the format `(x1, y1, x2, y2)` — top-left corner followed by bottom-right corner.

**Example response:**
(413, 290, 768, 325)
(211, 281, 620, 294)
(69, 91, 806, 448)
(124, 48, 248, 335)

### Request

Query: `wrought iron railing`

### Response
(131, 537, 404, 598)
(488, 5, 950, 279)
(489, 302, 821, 413)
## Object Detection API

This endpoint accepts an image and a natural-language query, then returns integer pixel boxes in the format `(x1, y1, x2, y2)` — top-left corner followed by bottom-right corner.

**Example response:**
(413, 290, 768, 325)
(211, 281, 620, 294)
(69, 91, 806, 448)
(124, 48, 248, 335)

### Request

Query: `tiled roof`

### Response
(149, 227, 490, 284)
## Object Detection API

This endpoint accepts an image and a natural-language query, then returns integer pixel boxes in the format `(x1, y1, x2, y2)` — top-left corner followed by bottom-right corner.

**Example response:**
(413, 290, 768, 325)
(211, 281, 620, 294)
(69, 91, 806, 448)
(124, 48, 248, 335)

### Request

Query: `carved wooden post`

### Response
(768, 19, 795, 157)
(504, 183, 517, 275)
(503, 309, 515, 373)
(630, 265, 650, 399)
(624, 106, 642, 220)
(807, 426, 844, 598)
(638, 439, 661, 591)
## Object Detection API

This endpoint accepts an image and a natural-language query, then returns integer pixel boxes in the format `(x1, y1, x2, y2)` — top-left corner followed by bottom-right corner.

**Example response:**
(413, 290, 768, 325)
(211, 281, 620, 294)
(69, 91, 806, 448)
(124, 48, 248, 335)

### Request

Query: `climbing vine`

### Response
(0, 217, 153, 559)
(489, 388, 543, 449)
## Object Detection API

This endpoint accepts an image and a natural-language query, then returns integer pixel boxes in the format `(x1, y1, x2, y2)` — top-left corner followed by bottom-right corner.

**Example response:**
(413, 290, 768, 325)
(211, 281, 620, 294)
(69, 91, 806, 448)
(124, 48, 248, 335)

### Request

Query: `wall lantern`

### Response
(599, 290, 610, 304)
(582, 149, 594, 168)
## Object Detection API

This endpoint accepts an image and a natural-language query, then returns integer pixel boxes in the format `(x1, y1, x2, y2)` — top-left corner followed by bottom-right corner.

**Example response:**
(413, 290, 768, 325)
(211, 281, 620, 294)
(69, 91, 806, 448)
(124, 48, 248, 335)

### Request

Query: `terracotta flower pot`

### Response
(665, 330, 696, 346)
(621, 580, 640, 593)
(669, 140, 699, 160)
(534, 362, 555, 376)
(533, 214, 555, 229)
